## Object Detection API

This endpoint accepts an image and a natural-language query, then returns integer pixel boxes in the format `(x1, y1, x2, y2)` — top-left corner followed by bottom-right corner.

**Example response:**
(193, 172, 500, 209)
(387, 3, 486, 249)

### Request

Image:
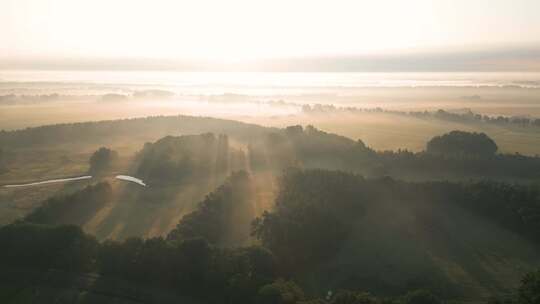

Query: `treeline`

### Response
(167, 171, 254, 247)
(0, 115, 271, 148)
(414, 109, 540, 127)
(89, 147, 119, 175)
(0, 172, 438, 304)
(253, 169, 540, 297)
(1, 173, 275, 303)
(5, 169, 540, 302)
(0, 93, 93, 105)
(256, 168, 540, 253)
(0, 148, 7, 174)
(0, 90, 177, 105)
(0, 222, 452, 304)
(377, 149, 540, 180)
(302, 104, 540, 128)
(248, 125, 364, 172)
(426, 131, 498, 157)
(0, 171, 294, 303)
(0, 222, 276, 303)
(135, 133, 246, 182)
(23, 182, 112, 226)
(248, 126, 540, 180)
(378, 130, 540, 178)
(253, 169, 366, 275)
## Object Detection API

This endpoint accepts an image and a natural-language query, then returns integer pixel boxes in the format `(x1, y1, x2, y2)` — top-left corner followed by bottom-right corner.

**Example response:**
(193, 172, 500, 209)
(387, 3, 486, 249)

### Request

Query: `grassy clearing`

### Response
(0, 149, 134, 226)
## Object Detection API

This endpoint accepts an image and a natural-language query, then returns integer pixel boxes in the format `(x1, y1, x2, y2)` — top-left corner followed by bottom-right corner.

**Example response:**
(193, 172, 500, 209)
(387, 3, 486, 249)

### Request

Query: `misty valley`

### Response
(1, 111, 540, 304)
(4, 0, 540, 301)
(3, 0, 540, 302)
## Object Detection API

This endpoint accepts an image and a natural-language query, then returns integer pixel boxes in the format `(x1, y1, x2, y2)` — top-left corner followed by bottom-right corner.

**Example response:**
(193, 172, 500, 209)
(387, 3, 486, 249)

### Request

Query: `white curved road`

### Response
(115, 175, 146, 187)
(2, 175, 146, 188)
(2, 175, 93, 188)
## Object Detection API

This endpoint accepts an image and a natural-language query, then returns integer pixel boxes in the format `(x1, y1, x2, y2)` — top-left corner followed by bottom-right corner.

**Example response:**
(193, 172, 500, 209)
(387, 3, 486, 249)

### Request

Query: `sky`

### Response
(1, 0, 540, 71)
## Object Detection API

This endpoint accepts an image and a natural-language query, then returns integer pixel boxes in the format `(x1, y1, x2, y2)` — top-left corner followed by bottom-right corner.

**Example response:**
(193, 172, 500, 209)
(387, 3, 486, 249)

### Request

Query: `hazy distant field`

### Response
(2, 71, 540, 226)
(2, 97, 540, 155)
(243, 112, 540, 155)
(2, 71, 540, 154)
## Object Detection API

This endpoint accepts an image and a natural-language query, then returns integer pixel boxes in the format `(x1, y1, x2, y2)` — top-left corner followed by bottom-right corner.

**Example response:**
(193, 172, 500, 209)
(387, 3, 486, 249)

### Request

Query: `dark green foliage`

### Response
(136, 133, 230, 182)
(299, 289, 439, 304)
(401, 290, 441, 304)
(378, 149, 540, 179)
(0, 115, 271, 149)
(330, 290, 379, 304)
(97, 237, 217, 296)
(167, 171, 253, 246)
(89, 147, 119, 174)
(97, 236, 277, 303)
(216, 134, 230, 173)
(303, 107, 540, 129)
(0, 148, 7, 174)
(252, 169, 540, 298)
(3, 167, 540, 303)
(0, 148, 4, 166)
(0, 223, 98, 272)
(518, 270, 540, 304)
(247, 126, 540, 180)
(299, 300, 328, 304)
(223, 246, 277, 303)
(24, 182, 113, 226)
(409, 180, 540, 243)
(252, 169, 365, 273)
(257, 279, 305, 304)
(490, 269, 540, 304)
(248, 125, 371, 173)
(426, 130, 498, 158)
(4, 120, 540, 303)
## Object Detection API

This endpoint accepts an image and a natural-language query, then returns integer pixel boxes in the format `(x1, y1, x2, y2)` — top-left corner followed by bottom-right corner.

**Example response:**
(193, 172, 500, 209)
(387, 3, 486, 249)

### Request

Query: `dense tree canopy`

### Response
(24, 182, 113, 226)
(247, 126, 540, 180)
(401, 290, 442, 304)
(89, 147, 119, 174)
(136, 133, 232, 182)
(167, 171, 253, 247)
(0, 115, 271, 148)
(3, 120, 540, 303)
(257, 279, 305, 304)
(252, 169, 366, 273)
(0, 223, 98, 272)
(0, 148, 7, 173)
(426, 130, 498, 158)
(2, 166, 540, 303)
(252, 169, 540, 297)
(518, 270, 540, 304)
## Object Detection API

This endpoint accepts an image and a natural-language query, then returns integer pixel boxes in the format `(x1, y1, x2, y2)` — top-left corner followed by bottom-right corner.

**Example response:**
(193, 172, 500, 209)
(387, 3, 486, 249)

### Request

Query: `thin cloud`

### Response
(1, 46, 539, 72)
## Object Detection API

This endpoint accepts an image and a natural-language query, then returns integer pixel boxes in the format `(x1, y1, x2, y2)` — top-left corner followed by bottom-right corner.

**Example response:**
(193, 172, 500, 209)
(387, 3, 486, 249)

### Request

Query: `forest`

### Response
(1, 115, 540, 303)
(302, 105, 540, 128)
(2, 168, 540, 303)
(248, 125, 540, 180)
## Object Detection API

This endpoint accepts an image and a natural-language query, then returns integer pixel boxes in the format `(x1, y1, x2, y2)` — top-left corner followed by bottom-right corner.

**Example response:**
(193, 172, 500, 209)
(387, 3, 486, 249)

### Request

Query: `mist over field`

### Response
(1, 71, 540, 304)
(2, 0, 540, 303)
(2, 71, 540, 155)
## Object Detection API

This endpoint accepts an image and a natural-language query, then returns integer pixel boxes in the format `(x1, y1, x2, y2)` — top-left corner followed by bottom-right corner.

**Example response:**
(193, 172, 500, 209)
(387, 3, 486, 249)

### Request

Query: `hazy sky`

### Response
(1, 0, 540, 71)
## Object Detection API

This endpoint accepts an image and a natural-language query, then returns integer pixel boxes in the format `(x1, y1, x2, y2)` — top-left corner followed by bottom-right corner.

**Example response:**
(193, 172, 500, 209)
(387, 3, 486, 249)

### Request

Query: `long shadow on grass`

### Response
(90, 173, 229, 240)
